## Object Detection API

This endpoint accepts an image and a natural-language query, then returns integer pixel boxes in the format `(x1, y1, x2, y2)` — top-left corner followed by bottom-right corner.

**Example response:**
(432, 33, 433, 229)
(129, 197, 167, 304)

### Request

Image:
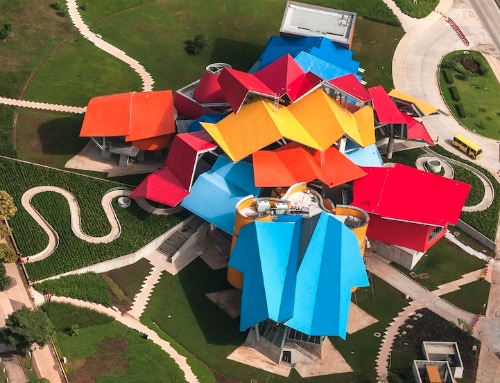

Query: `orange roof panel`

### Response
(80, 93, 132, 137)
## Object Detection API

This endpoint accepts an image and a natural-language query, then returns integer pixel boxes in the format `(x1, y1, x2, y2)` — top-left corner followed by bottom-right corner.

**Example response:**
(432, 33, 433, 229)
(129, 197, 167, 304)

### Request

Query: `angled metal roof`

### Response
(181, 156, 260, 233)
(130, 131, 217, 206)
(368, 86, 407, 124)
(401, 113, 434, 145)
(229, 219, 301, 330)
(345, 144, 384, 167)
(252, 142, 366, 188)
(328, 73, 370, 102)
(352, 164, 471, 226)
(389, 89, 439, 116)
(294, 51, 356, 81)
(286, 212, 369, 337)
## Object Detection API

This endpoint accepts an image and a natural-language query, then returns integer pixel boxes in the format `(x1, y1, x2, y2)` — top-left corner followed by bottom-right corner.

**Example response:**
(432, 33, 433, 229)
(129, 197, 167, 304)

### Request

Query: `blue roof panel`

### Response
(294, 52, 359, 81)
(346, 144, 384, 167)
(285, 212, 369, 337)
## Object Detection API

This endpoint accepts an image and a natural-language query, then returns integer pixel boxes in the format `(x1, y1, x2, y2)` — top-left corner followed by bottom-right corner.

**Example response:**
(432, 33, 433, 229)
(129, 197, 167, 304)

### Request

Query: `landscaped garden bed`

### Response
(0, 157, 187, 281)
(393, 0, 439, 18)
(389, 308, 480, 383)
(441, 279, 490, 314)
(439, 51, 500, 140)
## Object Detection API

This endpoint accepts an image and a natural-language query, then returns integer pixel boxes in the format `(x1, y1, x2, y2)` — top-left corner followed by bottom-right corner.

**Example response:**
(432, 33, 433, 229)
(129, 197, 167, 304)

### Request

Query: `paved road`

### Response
(469, 0, 500, 51)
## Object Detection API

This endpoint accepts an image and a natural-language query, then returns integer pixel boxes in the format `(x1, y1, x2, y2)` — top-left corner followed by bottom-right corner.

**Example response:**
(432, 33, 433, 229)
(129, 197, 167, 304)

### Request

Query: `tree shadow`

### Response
(37, 115, 87, 155)
(209, 38, 265, 72)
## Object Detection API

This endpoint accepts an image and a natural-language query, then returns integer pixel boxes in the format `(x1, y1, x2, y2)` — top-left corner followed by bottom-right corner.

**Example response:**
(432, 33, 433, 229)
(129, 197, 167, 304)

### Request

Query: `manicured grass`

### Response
(34, 272, 111, 306)
(46, 303, 187, 382)
(78, 0, 400, 92)
(143, 257, 408, 382)
(448, 225, 495, 257)
(393, 0, 439, 18)
(106, 258, 152, 299)
(393, 237, 486, 291)
(0, 105, 16, 157)
(431, 145, 500, 240)
(46, 302, 114, 331)
(439, 51, 500, 140)
(24, 36, 142, 106)
(441, 279, 490, 314)
(331, 275, 409, 382)
(351, 19, 404, 90)
(0, 156, 186, 280)
(15, 110, 87, 168)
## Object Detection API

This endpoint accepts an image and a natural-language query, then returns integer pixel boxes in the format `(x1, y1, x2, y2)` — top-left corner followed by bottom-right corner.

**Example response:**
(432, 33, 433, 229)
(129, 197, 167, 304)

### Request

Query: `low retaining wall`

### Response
(455, 219, 496, 251)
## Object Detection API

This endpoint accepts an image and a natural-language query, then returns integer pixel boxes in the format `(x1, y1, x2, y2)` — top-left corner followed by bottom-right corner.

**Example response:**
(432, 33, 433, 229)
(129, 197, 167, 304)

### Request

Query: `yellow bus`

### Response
(451, 134, 482, 159)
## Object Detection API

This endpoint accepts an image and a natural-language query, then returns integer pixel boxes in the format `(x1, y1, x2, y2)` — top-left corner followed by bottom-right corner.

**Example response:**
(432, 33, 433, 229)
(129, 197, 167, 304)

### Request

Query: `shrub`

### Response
(67, 324, 79, 336)
(456, 102, 466, 117)
(185, 34, 208, 55)
(50, 2, 63, 11)
(0, 243, 18, 263)
(443, 69, 454, 84)
(450, 85, 461, 102)
(79, 3, 89, 11)
(0, 265, 12, 291)
(479, 66, 488, 75)
(460, 71, 469, 81)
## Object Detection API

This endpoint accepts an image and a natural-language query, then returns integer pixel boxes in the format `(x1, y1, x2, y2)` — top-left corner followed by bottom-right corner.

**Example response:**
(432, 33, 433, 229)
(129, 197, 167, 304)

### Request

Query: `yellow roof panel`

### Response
(352, 105, 376, 147)
(388, 89, 439, 116)
(288, 89, 345, 150)
(201, 99, 282, 162)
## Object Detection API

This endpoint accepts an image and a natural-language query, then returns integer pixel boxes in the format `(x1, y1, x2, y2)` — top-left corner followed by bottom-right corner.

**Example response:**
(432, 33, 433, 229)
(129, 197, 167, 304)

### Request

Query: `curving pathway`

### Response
(30, 290, 199, 383)
(0, 96, 86, 114)
(389, 0, 500, 176)
(414, 150, 494, 212)
(65, 0, 154, 92)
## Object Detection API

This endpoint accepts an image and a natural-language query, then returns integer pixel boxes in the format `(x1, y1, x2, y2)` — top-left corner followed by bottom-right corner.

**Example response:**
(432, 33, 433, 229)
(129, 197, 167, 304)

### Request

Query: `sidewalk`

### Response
(0, 263, 63, 383)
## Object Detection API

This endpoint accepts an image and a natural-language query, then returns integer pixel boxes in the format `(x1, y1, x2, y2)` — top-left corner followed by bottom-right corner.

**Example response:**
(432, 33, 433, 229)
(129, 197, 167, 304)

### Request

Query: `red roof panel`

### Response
(402, 114, 434, 145)
(193, 70, 227, 104)
(328, 74, 370, 102)
(368, 86, 407, 124)
(218, 68, 274, 112)
(352, 164, 470, 226)
(129, 168, 189, 207)
(254, 54, 305, 99)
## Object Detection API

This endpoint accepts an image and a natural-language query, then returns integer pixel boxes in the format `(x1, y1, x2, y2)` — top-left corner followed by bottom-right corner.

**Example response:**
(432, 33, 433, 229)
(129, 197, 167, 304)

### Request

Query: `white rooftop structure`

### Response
(423, 341, 464, 379)
(280, 1, 356, 48)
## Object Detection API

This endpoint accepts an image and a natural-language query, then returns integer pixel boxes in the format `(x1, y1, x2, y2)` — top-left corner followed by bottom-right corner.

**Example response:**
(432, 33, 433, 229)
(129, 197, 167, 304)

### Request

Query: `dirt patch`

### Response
(462, 57, 480, 73)
(391, 308, 480, 382)
(68, 337, 129, 383)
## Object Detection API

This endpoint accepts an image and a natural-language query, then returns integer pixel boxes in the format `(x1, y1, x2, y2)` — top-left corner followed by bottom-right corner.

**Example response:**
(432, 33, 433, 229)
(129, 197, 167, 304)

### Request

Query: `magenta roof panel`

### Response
(254, 54, 305, 99)
(401, 114, 434, 145)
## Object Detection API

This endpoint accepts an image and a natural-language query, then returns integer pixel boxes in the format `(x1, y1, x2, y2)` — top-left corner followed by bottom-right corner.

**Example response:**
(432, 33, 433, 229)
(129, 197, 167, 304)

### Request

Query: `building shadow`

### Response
(210, 38, 265, 71)
(37, 115, 86, 155)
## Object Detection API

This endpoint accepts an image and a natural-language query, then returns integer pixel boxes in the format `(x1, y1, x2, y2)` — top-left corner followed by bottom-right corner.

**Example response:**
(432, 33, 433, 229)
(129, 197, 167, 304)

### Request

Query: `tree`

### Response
(0, 190, 17, 221)
(185, 34, 208, 55)
(0, 307, 55, 355)
(0, 264, 12, 291)
(0, 243, 17, 263)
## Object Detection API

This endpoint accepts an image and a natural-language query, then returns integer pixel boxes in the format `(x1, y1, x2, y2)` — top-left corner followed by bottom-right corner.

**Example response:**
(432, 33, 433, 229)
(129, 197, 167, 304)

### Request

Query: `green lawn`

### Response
(143, 257, 408, 382)
(393, 0, 439, 18)
(441, 279, 490, 314)
(23, 36, 142, 106)
(46, 303, 189, 383)
(439, 51, 500, 140)
(392, 237, 486, 291)
(106, 258, 152, 299)
(15, 110, 87, 169)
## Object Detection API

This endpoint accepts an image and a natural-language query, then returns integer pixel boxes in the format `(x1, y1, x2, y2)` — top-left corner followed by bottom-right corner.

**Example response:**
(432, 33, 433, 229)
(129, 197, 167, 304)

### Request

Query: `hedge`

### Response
(443, 69, 454, 84)
(456, 102, 466, 118)
(450, 85, 461, 102)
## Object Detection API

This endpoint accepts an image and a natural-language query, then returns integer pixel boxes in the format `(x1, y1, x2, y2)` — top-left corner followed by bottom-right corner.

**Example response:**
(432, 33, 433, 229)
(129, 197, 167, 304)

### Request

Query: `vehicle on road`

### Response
(452, 134, 482, 159)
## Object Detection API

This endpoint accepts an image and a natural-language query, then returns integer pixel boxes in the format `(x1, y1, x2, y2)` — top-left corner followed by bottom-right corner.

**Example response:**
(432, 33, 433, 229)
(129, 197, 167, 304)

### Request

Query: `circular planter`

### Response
(426, 159, 442, 173)
(117, 196, 131, 208)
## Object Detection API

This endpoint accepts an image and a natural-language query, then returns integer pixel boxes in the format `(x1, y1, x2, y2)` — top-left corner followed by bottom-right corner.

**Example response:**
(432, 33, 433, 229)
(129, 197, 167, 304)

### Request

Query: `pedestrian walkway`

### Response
(433, 268, 486, 296)
(375, 301, 423, 382)
(0, 263, 63, 383)
(0, 96, 85, 114)
(66, 0, 154, 92)
(31, 291, 199, 383)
